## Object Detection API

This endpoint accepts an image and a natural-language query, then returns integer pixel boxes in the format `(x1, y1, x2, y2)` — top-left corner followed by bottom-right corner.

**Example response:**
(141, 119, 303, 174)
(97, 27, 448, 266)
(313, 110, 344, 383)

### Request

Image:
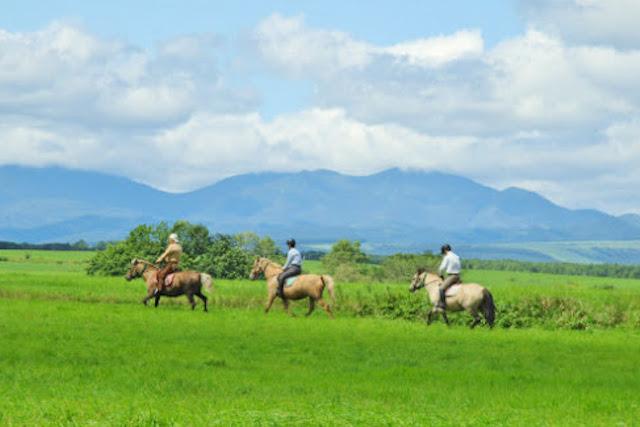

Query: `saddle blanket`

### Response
(285, 276, 299, 287)
(445, 284, 462, 297)
(154, 273, 176, 287)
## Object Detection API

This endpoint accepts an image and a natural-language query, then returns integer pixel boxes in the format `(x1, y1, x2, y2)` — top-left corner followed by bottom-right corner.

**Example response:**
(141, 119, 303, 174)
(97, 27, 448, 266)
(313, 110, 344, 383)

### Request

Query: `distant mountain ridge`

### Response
(2, 165, 640, 262)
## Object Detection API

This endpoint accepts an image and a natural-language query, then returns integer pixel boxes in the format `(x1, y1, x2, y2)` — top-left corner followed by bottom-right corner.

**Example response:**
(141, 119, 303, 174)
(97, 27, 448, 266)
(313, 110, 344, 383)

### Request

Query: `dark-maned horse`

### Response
(126, 258, 213, 311)
(409, 269, 495, 328)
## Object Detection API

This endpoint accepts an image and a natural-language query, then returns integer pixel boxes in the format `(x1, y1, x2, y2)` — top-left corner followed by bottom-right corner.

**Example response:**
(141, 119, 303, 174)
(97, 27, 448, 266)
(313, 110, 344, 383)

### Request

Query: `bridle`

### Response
(412, 272, 440, 291)
(132, 260, 155, 278)
(251, 259, 269, 278)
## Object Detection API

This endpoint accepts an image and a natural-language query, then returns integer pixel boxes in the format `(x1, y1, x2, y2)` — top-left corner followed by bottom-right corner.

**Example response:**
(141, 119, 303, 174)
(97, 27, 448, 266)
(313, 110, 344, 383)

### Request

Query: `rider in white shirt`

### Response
(437, 244, 461, 308)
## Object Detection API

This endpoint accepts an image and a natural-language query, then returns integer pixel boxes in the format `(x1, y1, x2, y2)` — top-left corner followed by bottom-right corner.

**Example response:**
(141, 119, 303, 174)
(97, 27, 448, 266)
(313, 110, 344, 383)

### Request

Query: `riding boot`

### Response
(437, 288, 446, 308)
(276, 282, 284, 298)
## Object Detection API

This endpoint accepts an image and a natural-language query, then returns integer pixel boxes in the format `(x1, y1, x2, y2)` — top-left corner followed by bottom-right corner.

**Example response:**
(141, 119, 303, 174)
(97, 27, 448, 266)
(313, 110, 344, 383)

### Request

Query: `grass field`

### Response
(1, 251, 640, 425)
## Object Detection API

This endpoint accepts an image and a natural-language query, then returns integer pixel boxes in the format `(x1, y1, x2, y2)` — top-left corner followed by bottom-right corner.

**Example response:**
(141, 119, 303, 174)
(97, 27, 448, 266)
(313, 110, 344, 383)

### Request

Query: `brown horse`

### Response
(125, 259, 213, 311)
(249, 256, 336, 318)
(409, 269, 495, 328)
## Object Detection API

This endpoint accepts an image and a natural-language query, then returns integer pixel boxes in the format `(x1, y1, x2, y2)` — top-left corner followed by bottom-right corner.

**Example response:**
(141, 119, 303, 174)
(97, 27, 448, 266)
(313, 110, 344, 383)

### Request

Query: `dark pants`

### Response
(157, 262, 178, 291)
(277, 265, 301, 295)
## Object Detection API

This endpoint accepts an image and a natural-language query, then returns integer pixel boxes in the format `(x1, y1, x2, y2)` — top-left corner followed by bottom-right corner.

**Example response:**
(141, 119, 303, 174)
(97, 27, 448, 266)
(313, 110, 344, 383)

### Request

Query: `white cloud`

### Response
(521, 0, 640, 48)
(0, 22, 254, 127)
(253, 13, 372, 78)
(2, 9, 640, 215)
(385, 29, 484, 67)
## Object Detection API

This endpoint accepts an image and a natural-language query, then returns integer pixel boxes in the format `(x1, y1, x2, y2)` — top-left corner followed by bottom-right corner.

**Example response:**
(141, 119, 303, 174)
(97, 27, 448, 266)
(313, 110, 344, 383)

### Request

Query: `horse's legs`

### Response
(265, 291, 277, 313)
(469, 311, 482, 329)
(195, 291, 208, 312)
(441, 310, 450, 326)
(142, 292, 153, 305)
(154, 294, 160, 308)
(282, 298, 295, 317)
(317, 298, 334, 319)
(186, 292, 196, 310)
(306, 298, 316, 316)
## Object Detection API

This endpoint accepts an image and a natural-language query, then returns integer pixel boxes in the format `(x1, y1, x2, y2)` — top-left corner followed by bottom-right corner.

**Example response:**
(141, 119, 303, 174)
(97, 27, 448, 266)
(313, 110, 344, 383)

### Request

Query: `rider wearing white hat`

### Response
(155, 233, 182, 292)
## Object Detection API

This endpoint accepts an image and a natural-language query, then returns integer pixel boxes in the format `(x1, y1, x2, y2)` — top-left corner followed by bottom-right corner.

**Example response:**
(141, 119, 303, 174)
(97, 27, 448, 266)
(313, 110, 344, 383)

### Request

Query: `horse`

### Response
(248, 256, 336, 319)
(125, 258, 213, 311)
(409, 268, 495, 328)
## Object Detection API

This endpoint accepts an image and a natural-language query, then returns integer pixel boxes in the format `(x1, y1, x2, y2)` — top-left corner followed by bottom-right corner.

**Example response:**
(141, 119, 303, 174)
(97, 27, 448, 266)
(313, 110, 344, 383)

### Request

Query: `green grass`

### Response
(1, 251, 640, 424)
(1, 299, 639, 425)
(0, 249, 94, 263)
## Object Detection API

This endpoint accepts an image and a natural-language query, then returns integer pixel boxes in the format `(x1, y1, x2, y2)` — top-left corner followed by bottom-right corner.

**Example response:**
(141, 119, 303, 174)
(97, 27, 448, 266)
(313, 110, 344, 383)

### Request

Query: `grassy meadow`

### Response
(1, 251, 640, 425)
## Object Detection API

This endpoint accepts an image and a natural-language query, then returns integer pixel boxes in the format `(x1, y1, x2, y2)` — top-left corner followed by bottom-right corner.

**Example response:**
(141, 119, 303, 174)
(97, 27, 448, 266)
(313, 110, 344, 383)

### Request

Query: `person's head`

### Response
(169, 233, 179, 243)
(440, 244, 451, 255)
(286, 238, 296, 248)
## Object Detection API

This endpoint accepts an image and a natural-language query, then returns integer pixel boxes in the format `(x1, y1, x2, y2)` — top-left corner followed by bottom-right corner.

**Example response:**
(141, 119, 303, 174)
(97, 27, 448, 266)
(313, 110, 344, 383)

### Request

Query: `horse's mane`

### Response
(134, 259, 159, 269)
(416, 267, 438, 276)
(260, 257, 282, 268)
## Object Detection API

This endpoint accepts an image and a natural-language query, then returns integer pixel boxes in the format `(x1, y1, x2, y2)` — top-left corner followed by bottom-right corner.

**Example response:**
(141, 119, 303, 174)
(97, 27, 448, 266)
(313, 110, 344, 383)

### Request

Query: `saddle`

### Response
(445, 283, 463, 297)
(155, 273, 177, 288)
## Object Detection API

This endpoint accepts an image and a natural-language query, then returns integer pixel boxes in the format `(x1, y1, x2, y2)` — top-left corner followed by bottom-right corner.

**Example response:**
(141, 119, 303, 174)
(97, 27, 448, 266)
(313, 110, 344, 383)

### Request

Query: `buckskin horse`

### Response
(409, 268, 495, 328)
(249, 256, 336, 318)
(126, 259, 213, 311)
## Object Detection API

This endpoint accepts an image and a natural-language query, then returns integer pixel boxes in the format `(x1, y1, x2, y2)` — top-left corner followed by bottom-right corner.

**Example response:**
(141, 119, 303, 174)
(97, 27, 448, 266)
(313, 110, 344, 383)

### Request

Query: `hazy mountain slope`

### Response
(2, 165, 639, 260)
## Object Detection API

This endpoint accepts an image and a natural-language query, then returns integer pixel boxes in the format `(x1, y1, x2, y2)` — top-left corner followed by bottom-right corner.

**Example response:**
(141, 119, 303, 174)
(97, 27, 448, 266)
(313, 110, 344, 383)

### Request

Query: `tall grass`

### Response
(1, 254, 639, 329)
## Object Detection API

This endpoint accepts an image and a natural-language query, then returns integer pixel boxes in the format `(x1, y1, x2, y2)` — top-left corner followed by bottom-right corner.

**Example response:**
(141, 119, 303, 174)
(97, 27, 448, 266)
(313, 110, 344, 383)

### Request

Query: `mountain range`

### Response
(2, 165, 640, 263)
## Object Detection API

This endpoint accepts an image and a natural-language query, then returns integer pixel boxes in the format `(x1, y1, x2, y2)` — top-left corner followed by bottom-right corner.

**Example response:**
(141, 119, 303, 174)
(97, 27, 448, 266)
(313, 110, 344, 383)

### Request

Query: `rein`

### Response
(260, 260, 282, 275)
(414, 273, 440, 290)
(136, 260, 157, 277)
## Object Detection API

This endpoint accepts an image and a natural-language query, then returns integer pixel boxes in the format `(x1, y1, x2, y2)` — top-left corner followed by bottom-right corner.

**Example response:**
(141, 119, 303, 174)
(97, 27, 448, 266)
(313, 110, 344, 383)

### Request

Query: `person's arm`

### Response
(156, 247, 170, 264)
(283, 250, 293, 269)
(438, 256, 448, 275)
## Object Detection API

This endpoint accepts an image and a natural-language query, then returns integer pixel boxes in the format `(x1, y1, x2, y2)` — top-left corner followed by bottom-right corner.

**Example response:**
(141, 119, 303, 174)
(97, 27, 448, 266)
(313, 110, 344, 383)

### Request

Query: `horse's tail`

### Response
(200, 273, 214, 293)
(480, 288, 495, 329)
(321, 275, 335, 301)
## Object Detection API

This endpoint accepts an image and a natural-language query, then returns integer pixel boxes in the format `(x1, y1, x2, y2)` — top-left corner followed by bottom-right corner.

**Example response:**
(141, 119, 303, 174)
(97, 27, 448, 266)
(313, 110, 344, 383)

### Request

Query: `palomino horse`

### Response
(249, 256, 336, 318)
(125, 259, 213, 311)
(409, 268, 495, 328)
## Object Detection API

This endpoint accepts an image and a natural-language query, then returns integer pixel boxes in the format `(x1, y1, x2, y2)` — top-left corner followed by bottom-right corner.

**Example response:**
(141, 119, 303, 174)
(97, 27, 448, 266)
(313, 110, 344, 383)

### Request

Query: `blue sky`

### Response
(1, 0, 640, 215)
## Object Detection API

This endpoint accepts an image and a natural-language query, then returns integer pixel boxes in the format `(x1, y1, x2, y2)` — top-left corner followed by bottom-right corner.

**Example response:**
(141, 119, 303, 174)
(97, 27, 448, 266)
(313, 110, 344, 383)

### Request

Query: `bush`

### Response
(87, 222, 268, 279)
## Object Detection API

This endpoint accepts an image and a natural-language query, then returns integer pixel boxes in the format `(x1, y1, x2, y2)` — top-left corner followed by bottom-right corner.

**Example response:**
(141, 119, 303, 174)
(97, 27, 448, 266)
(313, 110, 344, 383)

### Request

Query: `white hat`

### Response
(169, 233, 179, 243)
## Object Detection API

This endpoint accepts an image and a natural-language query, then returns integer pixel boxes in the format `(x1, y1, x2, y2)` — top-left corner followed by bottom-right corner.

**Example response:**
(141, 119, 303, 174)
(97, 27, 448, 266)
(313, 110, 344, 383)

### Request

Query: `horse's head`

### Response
(249, 257, 266, 280)
(409, 268, 427, 293)
(125, 259, 142, 281)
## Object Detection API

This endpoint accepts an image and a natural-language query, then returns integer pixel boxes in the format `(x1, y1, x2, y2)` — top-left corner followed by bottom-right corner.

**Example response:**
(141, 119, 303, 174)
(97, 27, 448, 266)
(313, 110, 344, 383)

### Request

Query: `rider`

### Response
(437, 244, 461, 308)
(276, 238, 302, 297)
(155, 233, 182, 292)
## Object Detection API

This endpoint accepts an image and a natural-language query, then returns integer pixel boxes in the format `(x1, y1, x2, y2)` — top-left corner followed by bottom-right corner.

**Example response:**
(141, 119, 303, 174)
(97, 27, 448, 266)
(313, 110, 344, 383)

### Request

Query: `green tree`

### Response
(321, 239, 370, 281)
(192, 233, 252, 279)
(87, 223, 168, 276)
(381, 252, 440, 282)
(72, 240, 89, 250)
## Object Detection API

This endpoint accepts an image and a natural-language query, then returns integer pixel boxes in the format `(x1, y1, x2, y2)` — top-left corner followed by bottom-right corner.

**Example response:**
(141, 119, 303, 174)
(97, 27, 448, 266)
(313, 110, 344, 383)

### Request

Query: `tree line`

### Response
(0, 240, 98, 251)
(464, 258, 640, 279)
(87, 221, 283, 278)
(7, 220, 640, 281)
(85, 220, 444, 281)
